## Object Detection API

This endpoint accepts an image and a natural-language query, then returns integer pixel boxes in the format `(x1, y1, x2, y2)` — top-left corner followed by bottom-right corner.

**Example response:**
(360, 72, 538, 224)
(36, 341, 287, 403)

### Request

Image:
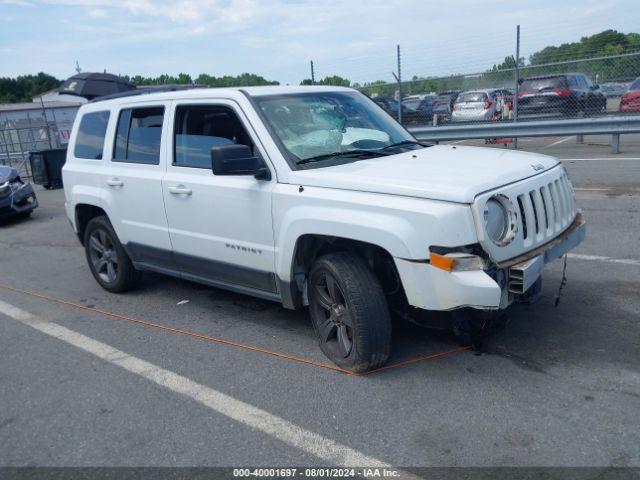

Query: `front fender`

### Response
(275, 206, 414, 281)
(273, 185, 478, 282)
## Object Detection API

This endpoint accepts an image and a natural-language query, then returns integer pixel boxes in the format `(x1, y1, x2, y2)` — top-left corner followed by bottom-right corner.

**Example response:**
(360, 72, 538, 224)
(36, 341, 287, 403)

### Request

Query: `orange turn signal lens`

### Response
(429, 252, 455, 272)
(429, 252, 485, 272)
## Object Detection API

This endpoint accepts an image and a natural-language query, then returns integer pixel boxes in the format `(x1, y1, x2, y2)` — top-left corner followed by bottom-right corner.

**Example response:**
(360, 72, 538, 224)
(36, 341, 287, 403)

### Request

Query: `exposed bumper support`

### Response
(507, 213, 585, 295)
(497, 212, 586, 269)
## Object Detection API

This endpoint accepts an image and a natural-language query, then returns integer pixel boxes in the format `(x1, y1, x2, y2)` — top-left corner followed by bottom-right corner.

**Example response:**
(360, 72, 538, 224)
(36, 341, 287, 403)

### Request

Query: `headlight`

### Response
(483, 195, 517, 246)
(10, 180, 24, 192)
(0, 180, 25, 196)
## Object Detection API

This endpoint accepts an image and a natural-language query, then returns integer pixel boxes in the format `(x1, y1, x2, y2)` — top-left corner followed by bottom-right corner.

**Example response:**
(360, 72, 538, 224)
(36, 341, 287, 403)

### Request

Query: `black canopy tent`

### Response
(60, 72, 136, 100)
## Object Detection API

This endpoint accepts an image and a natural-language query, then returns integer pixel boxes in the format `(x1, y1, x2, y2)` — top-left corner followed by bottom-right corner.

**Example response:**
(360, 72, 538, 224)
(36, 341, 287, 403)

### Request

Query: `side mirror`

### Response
(211, 144, 270, 180)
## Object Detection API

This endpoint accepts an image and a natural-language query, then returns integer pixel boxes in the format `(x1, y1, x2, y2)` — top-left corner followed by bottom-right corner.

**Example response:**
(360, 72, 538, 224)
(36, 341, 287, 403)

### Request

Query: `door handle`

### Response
(106, 178, 124, 187)
(168, 185, 192, 196)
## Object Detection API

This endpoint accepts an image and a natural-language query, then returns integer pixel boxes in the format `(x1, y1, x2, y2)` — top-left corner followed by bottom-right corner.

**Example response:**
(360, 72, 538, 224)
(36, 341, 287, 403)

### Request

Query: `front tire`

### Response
(84, 215, 141, 293)
(308, 252, 392, 372)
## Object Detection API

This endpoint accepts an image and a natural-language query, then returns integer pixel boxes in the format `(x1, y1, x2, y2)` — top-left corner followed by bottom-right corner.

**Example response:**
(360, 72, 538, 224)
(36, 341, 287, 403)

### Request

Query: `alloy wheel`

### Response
(88, 228, 119, 284)
(311, 272, 354, 358)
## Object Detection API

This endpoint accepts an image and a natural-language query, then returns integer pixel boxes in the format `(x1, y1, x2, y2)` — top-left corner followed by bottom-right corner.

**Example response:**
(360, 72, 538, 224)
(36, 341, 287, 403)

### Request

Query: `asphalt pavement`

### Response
(0, 153, 639, 470)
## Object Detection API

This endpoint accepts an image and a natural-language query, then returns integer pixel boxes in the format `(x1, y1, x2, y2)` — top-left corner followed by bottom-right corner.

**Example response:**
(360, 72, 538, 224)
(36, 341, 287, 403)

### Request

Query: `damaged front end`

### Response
(0, 166, 39, 219)
(418, 210, 585, 324)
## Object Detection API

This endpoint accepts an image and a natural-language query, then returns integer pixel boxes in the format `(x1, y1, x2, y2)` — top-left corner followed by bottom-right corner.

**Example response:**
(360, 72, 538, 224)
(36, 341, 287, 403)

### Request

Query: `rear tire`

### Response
(308, 252, 392, 372)
(84, 215, 141, 293)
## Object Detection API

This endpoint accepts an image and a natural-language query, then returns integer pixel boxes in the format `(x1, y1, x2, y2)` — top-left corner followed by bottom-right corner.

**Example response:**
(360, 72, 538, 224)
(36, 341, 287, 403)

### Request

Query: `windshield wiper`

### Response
(381, 140, 430, 150)
(296, 149, 390, 165)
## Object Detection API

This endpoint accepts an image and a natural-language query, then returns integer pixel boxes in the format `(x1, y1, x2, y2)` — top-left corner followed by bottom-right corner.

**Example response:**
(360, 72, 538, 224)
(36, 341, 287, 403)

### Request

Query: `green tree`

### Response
(318, 75, 350, 87)
(0, 73, 61, 103)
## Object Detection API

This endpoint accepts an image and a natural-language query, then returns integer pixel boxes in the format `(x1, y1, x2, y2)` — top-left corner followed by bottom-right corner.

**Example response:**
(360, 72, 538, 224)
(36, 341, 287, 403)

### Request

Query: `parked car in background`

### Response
(600, 82, 629, 98)
(492, 88, 514, 111)
(517, 73, 606, 117)
(0, 166, 38, 220)
(451, 89, 503, 122)
(372, 97, 399, 119)
(619, 77, 640, 112)
(431, 90, 461, 123)
(401, 94, 438, 124)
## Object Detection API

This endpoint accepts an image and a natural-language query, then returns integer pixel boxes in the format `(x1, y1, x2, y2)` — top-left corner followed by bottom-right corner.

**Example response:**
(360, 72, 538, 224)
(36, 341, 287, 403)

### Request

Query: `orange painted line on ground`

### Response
(0, 283, 467, 376)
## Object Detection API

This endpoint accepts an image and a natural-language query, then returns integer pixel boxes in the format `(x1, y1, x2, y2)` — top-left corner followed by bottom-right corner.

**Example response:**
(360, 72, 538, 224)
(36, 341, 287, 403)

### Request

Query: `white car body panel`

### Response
(287, 145, 559, 204)
(272, 184, 479, 278)
(162, 99, 276, 275)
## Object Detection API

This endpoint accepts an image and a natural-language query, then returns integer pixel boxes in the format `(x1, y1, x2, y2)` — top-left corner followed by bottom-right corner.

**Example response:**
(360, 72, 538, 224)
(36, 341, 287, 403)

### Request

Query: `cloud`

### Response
(40, 0, 261, 26)
(0, 0, 35, 6)
(86, 7, 108, 17)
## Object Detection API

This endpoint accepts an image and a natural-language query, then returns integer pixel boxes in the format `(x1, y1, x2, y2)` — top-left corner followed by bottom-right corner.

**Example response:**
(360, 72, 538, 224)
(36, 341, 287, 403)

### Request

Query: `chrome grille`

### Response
(515, 171, 576, 248)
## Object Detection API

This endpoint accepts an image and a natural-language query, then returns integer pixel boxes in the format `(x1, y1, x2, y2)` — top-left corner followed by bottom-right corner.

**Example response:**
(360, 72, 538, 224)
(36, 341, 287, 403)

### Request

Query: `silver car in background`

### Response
(451, 89, 504, 122)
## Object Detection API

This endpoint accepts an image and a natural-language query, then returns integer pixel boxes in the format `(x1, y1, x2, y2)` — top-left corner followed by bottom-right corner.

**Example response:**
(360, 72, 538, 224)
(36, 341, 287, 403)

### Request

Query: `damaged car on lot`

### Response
(0, 166, 38, 220)
(63, 86, 586, 372)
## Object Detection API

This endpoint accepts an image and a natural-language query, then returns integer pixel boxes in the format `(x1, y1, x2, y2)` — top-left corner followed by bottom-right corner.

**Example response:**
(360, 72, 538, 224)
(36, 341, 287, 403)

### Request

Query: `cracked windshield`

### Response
(255, 92, 417, 165)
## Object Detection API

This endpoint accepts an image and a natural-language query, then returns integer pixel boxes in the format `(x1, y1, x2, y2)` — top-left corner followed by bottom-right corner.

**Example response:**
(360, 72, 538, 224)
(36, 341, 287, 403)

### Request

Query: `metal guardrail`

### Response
(408, 115, 640, 153)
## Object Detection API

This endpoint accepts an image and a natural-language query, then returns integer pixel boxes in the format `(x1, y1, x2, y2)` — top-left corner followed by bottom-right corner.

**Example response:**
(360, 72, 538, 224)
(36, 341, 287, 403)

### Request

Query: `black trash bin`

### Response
(29, 148, 67, 189)
(29, 151, 48, 186)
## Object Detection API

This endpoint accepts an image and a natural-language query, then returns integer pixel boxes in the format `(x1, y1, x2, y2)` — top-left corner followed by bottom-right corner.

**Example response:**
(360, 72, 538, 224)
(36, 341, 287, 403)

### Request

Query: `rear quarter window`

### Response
(457, 92, 487, 102)
(74, 111, 110, 160)
(520, 77, 567, 93)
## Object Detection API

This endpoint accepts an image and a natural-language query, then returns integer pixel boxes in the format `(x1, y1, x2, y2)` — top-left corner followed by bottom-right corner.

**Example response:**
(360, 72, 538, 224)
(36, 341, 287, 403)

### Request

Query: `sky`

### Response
(1, 0, 639, 85)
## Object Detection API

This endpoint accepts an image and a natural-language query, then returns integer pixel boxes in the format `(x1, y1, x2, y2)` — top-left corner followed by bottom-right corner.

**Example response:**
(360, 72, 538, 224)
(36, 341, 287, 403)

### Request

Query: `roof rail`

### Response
(89, 84, 207, 103)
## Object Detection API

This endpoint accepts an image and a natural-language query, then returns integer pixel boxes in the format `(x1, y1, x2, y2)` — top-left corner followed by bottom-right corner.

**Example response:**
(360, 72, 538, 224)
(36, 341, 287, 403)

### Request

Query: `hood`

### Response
(287, 145, 560, 203)
(0, 166, 18, 184)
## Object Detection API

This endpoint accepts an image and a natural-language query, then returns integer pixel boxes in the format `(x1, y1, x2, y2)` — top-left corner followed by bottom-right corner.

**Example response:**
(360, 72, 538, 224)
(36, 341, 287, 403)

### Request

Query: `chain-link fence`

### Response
(357, 51, 640, 128)
(0, 105, 78, 180)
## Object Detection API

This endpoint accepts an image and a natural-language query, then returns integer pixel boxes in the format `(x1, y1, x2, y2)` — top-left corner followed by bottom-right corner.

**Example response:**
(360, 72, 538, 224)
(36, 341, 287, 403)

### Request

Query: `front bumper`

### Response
(394, 213, 586, 311)
(0, 184, 38, 218)
(451, 110, 493, 122)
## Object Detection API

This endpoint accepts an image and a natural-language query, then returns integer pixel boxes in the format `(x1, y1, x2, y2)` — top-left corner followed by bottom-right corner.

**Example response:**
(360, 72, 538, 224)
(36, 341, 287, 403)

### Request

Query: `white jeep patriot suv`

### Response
(63, 86, 585, 372)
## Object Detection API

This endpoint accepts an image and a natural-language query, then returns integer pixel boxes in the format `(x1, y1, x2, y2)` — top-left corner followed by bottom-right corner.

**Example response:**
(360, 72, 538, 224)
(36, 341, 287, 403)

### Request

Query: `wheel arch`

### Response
(279, 233, 407, 310)
(75, 203, 108, 245)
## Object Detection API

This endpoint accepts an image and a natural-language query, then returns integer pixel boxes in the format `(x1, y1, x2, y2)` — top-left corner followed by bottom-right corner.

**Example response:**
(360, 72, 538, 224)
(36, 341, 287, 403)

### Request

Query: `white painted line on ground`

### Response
(0, 300, 389, 468)
(567, 253, 640, 267)
(450, 139, 468, 144)
(0, 300, 35, 321)
(545, 136, 573, 148)
(561, 157, 640, 161)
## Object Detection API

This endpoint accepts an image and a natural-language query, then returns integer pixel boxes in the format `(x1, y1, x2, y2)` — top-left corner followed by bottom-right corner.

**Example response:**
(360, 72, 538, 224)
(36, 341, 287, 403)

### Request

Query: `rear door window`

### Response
(457, 92, 487, 103)
(74, 111, 110, 160)
(113, 107, 165, 165)
(402, 99, 421, 111)
(520, 77, 567, 94)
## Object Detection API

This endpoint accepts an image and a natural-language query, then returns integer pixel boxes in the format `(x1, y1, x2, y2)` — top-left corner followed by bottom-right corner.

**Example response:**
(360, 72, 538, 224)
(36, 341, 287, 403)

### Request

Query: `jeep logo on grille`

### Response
(531, 163, 545, 171)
